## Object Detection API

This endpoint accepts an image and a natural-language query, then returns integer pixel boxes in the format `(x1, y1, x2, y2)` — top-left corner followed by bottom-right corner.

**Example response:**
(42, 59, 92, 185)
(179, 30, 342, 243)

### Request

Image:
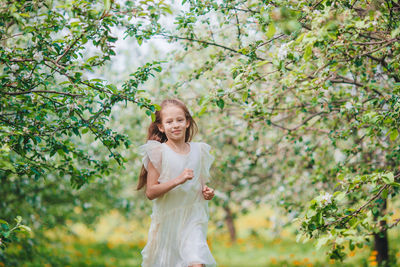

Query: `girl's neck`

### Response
(166, 139, 189, 152)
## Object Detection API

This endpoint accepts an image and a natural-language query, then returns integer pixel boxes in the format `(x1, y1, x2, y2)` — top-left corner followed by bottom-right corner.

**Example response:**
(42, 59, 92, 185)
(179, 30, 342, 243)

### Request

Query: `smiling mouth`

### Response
(172, 131, 181, 134)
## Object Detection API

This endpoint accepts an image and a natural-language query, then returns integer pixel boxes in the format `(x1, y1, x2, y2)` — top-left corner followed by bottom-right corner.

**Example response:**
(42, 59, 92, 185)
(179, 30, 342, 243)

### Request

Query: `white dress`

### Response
(139, 140, 217, 267)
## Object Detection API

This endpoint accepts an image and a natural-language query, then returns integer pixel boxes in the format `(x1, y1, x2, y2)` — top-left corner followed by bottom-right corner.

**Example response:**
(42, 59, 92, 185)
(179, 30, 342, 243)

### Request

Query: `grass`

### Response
(3, 205, 400, 267)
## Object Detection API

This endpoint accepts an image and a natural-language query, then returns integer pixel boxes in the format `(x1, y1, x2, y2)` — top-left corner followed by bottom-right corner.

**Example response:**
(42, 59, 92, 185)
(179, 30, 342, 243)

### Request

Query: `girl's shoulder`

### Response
(190, 142, 212, 156)
(138, 140, 163, 172)
(192, 141, 211, 149)
(191, 141, 210, 146)
(138, 140, 164, 155)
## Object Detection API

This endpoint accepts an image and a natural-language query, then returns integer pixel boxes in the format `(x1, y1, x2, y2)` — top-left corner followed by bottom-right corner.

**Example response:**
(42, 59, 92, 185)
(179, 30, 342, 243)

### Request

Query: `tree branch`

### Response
(2, 90, 84, 97)
(158, 33, 268, 61)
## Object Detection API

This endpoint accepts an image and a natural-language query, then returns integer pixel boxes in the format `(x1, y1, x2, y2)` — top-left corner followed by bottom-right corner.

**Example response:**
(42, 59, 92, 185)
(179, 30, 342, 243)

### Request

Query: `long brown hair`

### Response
(137, 99, 198, 190)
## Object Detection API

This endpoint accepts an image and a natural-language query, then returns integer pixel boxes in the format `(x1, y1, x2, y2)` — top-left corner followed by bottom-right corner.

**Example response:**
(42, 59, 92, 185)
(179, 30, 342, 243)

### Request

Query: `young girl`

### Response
(137, 98, 217, 267)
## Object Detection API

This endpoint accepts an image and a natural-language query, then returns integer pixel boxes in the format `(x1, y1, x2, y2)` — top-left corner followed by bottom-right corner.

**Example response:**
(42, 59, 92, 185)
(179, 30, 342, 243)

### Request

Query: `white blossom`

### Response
(376, 64, 383, 75)
(67, 103, 78, 110)
(277, 43, 288, 60)
(83, 202, 92, 209)
(33, 52, 44, 62)
(321, 192, 332, 204)
(345, 101, 353, 110)
(350, 86, 357, 96)
(10, 64, 19, 72)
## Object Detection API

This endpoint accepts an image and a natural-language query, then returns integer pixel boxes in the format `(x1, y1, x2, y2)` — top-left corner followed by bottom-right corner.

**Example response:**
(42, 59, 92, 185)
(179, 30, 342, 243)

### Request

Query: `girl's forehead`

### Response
(161, 105, 185, 118)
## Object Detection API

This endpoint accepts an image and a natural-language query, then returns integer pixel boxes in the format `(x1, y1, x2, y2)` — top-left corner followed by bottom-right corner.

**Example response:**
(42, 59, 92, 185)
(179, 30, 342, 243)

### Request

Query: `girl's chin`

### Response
(167, 134, 185, 141)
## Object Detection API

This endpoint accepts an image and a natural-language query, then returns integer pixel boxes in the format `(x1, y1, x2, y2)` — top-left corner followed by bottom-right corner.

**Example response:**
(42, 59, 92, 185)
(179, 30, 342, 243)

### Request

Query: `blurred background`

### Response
(1, 0, 400, 266)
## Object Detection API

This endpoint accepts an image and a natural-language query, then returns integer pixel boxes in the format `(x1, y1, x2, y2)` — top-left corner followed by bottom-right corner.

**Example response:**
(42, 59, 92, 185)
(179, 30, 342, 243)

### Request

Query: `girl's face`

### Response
(158, 105, 189, 142)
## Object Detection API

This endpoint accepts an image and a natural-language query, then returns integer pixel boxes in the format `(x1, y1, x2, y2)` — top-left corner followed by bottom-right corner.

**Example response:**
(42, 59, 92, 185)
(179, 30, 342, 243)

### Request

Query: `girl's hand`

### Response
(202, 185, 215, 200)
(176, 168, 194, 185)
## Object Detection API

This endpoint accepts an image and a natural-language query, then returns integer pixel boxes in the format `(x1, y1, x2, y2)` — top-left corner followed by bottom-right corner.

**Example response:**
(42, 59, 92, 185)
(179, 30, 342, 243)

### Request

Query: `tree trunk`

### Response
(223, 205, 236, 242)
(374, 199, 389, 266)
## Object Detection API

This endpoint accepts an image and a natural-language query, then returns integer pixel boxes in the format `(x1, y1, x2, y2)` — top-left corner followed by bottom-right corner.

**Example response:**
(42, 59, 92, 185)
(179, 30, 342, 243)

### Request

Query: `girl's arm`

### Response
(145, 161, 193, 200)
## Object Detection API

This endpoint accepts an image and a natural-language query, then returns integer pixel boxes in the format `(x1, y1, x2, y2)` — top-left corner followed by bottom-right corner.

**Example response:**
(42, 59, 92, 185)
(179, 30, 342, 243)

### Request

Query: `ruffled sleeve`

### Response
(138, 140, 163, 174)
(199, 142, 215, 185)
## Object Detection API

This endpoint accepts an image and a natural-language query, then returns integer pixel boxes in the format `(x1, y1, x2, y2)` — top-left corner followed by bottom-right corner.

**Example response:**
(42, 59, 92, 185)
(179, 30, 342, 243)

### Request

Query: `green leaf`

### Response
(389, 129, 398, 141)
(242, 91, 248, 102)
(0, 219, 8, 225)
(104, 0, 111, 10)
(334, 191, 346, 202)
(19, 225, 32, 232)
(15, 216, 22, 224)
(198, 105, 207, 117)
(304, 44, 312, 61)
(382, 188, 388, 199)
(266, 23, 276, 39)
(391, 27, 400, 38)
(382, 173, 394, 184)
(255, 60, 269, 68)
(153, 104, 161, 111)
(216, 98, 224, 110)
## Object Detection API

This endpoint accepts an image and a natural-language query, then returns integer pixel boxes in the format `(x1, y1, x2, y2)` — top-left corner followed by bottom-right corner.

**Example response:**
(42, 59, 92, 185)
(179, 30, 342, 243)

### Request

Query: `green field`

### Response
(4, 206, 399, 267)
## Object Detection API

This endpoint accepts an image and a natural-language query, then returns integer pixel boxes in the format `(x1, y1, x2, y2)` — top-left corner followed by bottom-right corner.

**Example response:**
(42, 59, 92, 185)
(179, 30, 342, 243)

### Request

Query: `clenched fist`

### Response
(176, 168, 194, 185)
(202, 185, 215, 200)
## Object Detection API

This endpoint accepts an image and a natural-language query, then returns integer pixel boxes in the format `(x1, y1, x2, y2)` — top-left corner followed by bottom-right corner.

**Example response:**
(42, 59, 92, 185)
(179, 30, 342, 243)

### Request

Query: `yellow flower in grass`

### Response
(370, 261, 378, 266)
(138, 239, 146, 248)
(371, 250, 378, 256)
(293, 260, 301, 266)
(307, 264, 313, 267)
(207, 238, 212, 251)
(368, 255, 376, 261)
(303, 257, 309, 263)
(270, 257, 277, 264)
(237, 238, 245, 244)
(273, 238, 282, 244)
(329, 259, 335, 264)
(0, 262, 5, 267)
(349, 251, 356, 257)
